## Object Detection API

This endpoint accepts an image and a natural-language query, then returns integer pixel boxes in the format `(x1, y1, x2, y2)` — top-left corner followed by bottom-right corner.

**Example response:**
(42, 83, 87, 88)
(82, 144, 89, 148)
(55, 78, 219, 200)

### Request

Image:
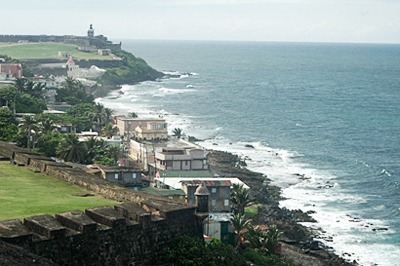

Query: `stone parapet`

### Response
(0, 141, 203, 265)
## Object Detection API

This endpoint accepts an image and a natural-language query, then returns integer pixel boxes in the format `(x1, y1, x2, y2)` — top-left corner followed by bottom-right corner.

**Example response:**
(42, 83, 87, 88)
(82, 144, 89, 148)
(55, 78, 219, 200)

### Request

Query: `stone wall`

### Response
(0, 141, 203, 265)
(0, 34, 121, 50)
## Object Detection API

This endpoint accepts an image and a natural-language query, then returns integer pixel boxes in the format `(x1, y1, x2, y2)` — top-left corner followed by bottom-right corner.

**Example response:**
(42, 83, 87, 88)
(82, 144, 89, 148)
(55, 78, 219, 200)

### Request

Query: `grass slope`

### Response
(0, 161, 117, 221)
(0, 42, 111, 60)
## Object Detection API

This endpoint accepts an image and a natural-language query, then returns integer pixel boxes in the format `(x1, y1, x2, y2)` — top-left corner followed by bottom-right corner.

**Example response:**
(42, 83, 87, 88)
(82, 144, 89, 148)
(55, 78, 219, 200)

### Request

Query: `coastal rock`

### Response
(245, 144, 255, 148)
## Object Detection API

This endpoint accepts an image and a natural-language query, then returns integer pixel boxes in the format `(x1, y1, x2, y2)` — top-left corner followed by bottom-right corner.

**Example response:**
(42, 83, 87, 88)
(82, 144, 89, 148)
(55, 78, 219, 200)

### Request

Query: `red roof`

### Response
(66, 59, 75, 65)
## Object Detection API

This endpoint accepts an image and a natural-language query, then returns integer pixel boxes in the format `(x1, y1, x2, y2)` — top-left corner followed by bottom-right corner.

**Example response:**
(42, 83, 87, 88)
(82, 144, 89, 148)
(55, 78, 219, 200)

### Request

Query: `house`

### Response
(115, 117, 167, 139)
(0, 63, 23, 78)
(154, 148, 207, 171)
(205, 213, 235, 245)
(134, 120, 168, 141)
(87, 165, 142, 189)
(154, 177, 249, 213)
(182, 179, 231, 212)
(54, 123, 75, 134)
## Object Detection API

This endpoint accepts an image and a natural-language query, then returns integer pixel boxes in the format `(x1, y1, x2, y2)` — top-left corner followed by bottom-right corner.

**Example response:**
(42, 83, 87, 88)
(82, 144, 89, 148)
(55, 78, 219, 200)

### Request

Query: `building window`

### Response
(211, 188, 217, 193)
(168, 196, 173, 200)
(114, 173, 118, 179)
(211, 200, 216, 206)
(179, 196, 183, 199)
(224, 199, 229, 206)
(132, 173, 136, 179)
(185, 161, 188, 166)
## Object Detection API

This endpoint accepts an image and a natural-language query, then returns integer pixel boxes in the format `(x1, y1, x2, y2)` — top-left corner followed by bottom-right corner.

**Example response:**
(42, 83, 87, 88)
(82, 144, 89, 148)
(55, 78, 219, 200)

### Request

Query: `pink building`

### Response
(0, 63, 23, 78)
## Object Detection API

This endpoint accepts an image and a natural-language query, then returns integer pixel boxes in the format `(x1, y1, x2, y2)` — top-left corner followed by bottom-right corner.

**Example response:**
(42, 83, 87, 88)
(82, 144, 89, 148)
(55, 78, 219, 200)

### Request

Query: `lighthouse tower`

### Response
(87, 24, 94, 37)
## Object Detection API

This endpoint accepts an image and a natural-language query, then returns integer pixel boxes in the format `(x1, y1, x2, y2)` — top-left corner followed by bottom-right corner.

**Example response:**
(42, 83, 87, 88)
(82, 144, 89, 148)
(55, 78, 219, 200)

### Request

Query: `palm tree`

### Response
(85, 136, 106, 163)
(230, 213, 252, 252)
(19, 115, 38, 150)
(103, 108, 114, 125)
(39, 118, 56, 135)
(32, 82, 46, 99)
(61, 77, 77, 93)
(245, 224, 282, 255)
(105, 145, 121, 162)
(172, 128, 183, 139)
(90, 103, 105, 131)
(102, 123, 119, 138)
(14, 78, 27, 93)
(56, 134, 87, 163)
(230, 183, 253, 215)
(128, 112, 138, 118)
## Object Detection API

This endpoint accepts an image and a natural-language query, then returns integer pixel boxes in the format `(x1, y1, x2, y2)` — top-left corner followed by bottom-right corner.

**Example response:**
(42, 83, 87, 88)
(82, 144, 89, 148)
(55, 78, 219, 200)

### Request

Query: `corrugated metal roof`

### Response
(182, 180, 232, 187)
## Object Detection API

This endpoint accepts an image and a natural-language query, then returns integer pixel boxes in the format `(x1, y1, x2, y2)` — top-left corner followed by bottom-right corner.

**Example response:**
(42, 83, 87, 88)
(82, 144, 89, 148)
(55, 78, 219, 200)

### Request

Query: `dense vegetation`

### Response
(98, 48, 163, 87)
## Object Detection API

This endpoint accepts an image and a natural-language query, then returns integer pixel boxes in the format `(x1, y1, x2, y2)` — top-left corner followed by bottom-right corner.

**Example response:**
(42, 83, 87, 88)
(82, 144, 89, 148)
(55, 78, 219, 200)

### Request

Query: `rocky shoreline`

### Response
(207, 150, 358, 266)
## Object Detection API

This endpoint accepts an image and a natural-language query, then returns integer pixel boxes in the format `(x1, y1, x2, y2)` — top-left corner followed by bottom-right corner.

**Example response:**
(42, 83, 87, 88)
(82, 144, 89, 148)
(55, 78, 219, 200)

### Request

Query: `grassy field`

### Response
(0, 42, 112, 60)
(0, 160, 117, 221)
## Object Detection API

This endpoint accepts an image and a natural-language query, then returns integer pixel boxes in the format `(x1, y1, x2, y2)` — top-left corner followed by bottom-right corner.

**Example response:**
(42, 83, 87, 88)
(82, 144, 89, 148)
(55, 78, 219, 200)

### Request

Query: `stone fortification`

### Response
(0, 34, 121, 49)
(0, 141, 203, 265)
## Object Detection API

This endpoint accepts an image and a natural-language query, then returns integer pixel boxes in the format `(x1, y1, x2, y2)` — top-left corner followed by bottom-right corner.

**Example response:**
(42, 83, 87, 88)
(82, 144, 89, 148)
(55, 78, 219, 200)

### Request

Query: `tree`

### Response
(85, 136, 106, 163)
(56, 78, 94, 105)
(245, 224, 283, 256)
(19, 115, 39, 150)
(172, 128, 183, 139)
(104, 145, 121, 162)
(0, 109, 18, 142)
(102, 123, 119, 138)
(14, 78, 27, 93)
(39, 118, 56, 135)
(35, 131, 62, 157)
(230, 183, 253, 215)
(163, 236, 248, 266)
(230, 213, 252, 252)
(103, 108, 114, 125)
(128, 112, 138, 118)
(90, 103, 105, 129)
(63, 103, 94, 132)
(56, 134, 87, 163)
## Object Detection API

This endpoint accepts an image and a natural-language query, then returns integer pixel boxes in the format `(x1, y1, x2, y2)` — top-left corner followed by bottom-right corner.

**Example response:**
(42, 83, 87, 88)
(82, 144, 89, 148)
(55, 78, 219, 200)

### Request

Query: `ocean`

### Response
(97, 40, 400, 266)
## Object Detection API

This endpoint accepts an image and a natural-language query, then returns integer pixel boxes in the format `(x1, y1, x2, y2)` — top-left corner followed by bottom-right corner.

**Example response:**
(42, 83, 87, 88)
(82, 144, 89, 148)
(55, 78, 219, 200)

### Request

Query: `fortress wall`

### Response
(0, 141, 203, 265)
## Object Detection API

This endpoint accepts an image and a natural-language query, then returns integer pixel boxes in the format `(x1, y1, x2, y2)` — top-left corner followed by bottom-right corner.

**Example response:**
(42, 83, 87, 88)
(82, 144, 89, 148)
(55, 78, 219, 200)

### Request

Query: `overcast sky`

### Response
(2, 0, 400, 44)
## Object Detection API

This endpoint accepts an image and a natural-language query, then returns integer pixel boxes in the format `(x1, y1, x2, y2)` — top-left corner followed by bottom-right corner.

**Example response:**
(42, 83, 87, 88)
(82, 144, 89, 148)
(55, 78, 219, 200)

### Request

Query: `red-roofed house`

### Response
(0, 63, 23, 78)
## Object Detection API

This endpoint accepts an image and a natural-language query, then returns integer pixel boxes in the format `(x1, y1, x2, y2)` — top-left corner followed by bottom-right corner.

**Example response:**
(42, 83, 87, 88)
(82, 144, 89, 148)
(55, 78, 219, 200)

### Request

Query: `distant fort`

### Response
(0, 24, 121, 49)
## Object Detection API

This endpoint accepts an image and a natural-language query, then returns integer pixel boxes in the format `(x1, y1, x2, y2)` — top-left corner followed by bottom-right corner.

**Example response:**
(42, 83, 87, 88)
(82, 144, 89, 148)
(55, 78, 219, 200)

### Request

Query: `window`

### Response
(168, 196, 173, 200)
(114, 173, 118, 179)
(179, 196, 183, 199)
(211, 188, 217, 193)
(132, 173, 136, 179)
(224, 199, 229, 206)
(211, 200, 216, 206)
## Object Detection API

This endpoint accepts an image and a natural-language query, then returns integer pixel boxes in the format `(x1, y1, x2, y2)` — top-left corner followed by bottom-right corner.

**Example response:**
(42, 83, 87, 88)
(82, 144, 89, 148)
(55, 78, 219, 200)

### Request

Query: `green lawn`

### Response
(0, 42, 112, 60)
(0, 161, 117, 221)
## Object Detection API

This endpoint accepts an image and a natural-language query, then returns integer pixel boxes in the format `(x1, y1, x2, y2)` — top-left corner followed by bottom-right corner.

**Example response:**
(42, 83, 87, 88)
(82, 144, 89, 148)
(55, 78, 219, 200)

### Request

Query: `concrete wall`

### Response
(0, 141, 203, 265)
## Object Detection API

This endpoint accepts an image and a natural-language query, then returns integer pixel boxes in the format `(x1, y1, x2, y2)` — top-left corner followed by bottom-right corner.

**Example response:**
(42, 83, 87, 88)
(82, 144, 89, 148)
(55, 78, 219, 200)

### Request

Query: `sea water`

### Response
(97, 40, 400, 266)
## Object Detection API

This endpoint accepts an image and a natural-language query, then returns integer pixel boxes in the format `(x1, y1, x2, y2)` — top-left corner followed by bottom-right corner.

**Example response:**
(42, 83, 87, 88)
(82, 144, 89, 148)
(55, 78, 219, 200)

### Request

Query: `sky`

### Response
(2, 0, 400, 44)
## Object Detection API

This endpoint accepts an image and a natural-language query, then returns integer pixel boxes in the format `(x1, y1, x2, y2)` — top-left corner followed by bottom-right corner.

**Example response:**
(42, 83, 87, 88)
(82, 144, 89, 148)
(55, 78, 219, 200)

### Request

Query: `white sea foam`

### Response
(97, 77, 400, 266)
